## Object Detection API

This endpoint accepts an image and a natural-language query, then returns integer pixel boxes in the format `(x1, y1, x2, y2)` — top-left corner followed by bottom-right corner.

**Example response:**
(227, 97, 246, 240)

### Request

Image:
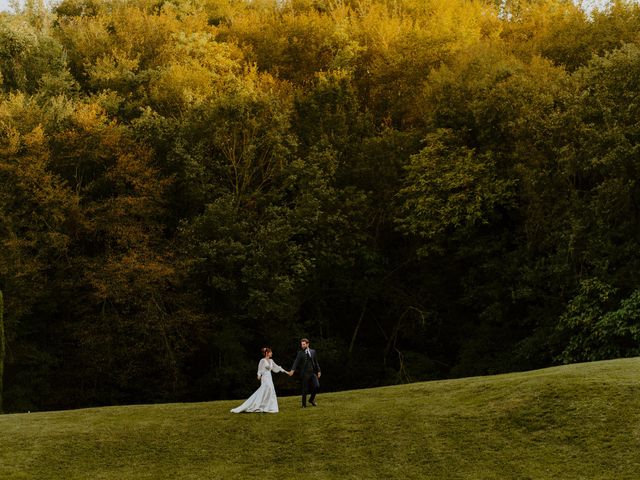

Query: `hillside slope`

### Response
(1, 358, 638, 479)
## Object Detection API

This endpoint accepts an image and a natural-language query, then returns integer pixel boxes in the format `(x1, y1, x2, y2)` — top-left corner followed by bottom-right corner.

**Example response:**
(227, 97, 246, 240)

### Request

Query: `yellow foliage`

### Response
(0, 119, 78, 233)
(0, 93, 37, 131)
(57, 15, 112, 71)
(108, 6, 184, 66)
(21, 123, 45, 150)
(170, 30, 241, 72)
(147, 30, 243, 111)
(87, 50, 140, 90)
(499, 0, 588, 62)
(0, 124, 21, 156)
(57, 2, 215, 81)
(0, 96, 48, 157)
(149, 61, 214, 111)
(356, 0, 496, 57)
(226, 6, 348, 82)
(71, 102, 108, 131)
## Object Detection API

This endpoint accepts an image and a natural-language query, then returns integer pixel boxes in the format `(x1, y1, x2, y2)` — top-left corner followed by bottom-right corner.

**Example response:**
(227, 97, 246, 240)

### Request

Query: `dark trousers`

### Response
(301, 372, 319, 406)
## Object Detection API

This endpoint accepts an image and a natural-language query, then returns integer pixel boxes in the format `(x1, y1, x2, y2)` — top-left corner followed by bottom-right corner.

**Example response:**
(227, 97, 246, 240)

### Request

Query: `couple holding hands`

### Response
(230, 338, 321, 413)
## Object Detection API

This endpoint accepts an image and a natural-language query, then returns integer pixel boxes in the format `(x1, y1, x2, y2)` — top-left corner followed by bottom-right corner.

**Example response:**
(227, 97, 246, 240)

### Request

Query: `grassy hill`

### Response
(1, 357, 638, 479)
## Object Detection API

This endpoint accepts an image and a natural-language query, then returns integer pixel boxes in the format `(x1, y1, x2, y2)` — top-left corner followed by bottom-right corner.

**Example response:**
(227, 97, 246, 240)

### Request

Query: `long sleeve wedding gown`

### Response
(230, 358, 287, 413)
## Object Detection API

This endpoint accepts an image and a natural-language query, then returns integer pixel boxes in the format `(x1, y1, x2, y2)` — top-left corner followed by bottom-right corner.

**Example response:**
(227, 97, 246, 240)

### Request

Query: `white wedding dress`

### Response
(230, 358, 287, 413)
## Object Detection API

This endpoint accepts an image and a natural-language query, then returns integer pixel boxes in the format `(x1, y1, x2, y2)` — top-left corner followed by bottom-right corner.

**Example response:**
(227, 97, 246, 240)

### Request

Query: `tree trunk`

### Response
(348, 299, 368, 356)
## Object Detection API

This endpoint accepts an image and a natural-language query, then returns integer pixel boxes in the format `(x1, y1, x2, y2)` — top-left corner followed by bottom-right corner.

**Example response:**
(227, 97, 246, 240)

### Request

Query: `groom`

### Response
(290, 338, 321, 407)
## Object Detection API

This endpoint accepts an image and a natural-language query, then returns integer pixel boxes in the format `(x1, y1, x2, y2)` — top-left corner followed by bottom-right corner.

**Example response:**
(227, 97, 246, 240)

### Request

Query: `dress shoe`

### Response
(310, 400, 317, 406)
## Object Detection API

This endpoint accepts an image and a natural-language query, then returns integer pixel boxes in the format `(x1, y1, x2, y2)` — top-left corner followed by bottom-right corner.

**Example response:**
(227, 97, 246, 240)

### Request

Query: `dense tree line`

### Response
(1, 0, 640, 412)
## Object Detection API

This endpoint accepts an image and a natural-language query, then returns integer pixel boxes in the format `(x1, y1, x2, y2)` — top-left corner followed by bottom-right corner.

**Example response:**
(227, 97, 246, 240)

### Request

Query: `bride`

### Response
(231, 347, 292, 413)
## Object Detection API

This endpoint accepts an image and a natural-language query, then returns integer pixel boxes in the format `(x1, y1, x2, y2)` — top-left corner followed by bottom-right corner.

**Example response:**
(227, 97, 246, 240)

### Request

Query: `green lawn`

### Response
(1, 357, 639, 479)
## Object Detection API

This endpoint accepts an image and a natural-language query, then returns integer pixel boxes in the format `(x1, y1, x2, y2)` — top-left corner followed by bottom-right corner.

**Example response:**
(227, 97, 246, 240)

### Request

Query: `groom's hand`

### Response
(317, 372, 321, 379)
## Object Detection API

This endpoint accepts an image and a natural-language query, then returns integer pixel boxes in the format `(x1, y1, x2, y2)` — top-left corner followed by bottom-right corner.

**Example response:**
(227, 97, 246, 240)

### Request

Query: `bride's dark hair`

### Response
(261, 347, 272, 356)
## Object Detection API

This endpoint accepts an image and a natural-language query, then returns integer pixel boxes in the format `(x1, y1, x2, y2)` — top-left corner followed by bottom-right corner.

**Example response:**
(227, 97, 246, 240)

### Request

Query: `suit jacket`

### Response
(291, 348, 320, 376)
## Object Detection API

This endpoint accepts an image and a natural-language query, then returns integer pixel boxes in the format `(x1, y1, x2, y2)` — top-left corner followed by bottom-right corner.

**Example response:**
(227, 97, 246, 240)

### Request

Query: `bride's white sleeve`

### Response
(271, 361, 286, 373)
(257, 359, 268, 378)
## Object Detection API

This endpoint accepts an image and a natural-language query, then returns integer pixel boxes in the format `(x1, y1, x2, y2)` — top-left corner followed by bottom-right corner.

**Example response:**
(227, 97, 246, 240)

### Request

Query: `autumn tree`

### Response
(2, 0, 640, 411)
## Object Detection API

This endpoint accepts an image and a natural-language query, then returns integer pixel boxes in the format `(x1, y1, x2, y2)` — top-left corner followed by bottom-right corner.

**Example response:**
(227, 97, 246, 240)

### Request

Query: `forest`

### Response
(1, 0, 640, 413)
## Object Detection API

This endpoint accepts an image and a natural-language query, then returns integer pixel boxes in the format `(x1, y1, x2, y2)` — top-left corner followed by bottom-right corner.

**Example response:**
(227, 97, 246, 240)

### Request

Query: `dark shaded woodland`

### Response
(2, 0, 640, 412)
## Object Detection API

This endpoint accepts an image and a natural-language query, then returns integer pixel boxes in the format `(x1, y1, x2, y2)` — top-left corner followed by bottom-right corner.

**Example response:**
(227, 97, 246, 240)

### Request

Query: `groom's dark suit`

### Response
(291, 348, 320, 407)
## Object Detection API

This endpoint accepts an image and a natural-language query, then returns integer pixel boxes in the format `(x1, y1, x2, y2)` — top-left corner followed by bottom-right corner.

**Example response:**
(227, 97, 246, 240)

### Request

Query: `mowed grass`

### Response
(1, 358, 639, 480)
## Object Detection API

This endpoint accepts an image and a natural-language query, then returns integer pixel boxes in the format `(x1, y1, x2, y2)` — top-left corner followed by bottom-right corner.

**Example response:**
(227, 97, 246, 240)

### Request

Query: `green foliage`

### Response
(558, 279, 640, 363)
(2, 0, 640, 411)
(396, 129, 516, 254)
(0, 15, 69, 94)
